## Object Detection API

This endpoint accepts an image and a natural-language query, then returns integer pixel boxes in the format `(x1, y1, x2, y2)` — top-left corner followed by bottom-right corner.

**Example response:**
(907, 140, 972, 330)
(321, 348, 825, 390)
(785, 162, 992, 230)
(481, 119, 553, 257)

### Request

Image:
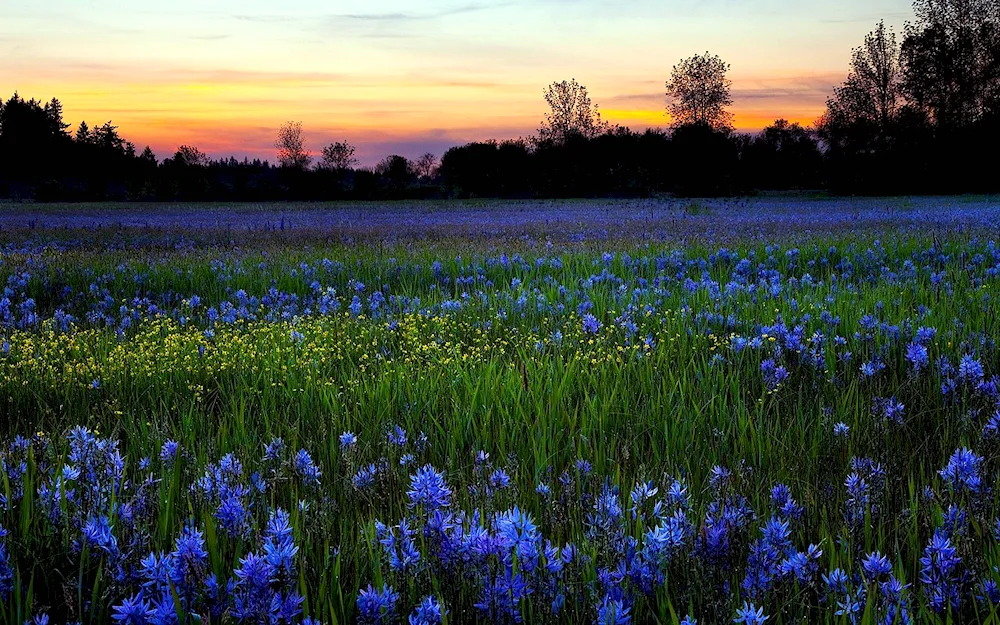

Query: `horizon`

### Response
(2, 0, 914, 166)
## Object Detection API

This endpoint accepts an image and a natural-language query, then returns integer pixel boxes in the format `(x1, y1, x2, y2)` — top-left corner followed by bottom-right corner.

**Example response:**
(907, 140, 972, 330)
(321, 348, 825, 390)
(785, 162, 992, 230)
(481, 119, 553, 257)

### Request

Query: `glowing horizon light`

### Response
(0, 0, 911, 165)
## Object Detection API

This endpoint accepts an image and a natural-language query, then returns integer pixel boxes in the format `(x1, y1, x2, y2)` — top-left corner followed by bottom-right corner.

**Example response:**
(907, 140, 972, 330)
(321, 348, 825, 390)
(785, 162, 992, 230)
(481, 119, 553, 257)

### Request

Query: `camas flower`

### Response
(295, 449, 321, 487)
(906, 342, 929, 372)
(734, 601, 768, 625)
(407, 465, 452, 511)
(159, 440, 180, 466)
(582, 313, 602, 334)
(339, 431, 358, 450)
(595, 596, 631, 625)
(939, 448, 983, 495)
(357, 584, 399, 624)
(408, 595, 445, 625)
(861, 551, 892, 581)
(112, 591, 150, 625)
(920, 528, 963, 614)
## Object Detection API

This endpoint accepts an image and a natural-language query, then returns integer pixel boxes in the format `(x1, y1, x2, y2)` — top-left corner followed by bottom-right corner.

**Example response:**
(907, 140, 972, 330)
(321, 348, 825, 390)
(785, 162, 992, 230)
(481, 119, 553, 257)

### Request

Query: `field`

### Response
(2, 196, 1000, 624)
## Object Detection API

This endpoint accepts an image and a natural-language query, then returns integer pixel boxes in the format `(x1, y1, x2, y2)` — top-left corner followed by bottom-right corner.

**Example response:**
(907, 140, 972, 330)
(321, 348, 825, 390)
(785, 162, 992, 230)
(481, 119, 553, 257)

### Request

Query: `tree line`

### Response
(1, 0, 998, 201)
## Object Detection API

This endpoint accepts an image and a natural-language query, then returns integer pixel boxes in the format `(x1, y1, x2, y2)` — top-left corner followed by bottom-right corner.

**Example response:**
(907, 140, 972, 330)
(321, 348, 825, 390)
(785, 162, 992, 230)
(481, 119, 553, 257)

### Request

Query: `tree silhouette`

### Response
(75, 121, 91, 144)
(320, 140, 357, 171)
(665, 53, 734, 130)
(171, 145, 209, 167)
(902, 0, 1000, 129)
(372, 155, 413, 194)
(44, 98, 70, 137)
(744, 119, 823, 190)
(819, 21, 905, 154)
(92, 121, 134, 156)
(839, 22, 903, 132)
(275, 121, 311, 169)
(414, 153, 437, 179)
(538, 79, 608, 144)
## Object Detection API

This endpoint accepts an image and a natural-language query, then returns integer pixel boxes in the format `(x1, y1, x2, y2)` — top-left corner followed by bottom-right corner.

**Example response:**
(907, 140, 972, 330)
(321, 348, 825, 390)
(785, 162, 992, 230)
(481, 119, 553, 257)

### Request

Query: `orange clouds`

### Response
(6, 61, 840, 163)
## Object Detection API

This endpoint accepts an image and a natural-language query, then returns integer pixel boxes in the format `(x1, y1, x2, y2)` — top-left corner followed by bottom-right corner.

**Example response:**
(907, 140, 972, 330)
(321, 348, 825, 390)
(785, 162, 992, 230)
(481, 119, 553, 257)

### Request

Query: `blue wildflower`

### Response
(357, 584, 399, 624)
(295, 449, 321, 486)
(734, 601, 768, 624)
(408, 595, 445, 625)
(939, 448, 983, 494)
(407, 465, 452, 511)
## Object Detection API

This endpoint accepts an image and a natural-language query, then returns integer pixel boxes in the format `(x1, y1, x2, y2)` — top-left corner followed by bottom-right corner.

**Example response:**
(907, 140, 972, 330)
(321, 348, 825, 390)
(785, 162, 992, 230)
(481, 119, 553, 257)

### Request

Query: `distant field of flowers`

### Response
(3, 197, 1000, 624)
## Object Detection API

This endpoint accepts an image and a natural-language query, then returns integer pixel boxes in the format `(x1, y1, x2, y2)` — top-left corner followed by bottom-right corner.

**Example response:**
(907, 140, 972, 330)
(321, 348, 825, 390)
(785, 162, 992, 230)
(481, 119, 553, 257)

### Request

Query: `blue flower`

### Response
(861, 551, 893, 581)
(733, 601, 768, 624)
(407, 465, 452, 511)
(264, 510, 298, 577)
(159, 440, 180, 466)
(339, 431, 358, 450)
(357, 584, 399, 624)
(833, 422, 850, 437)
(582, 313, 602, 334)
(263, 438, 285, 463)
(905, 342, 929, 372)
(958, 354, 984, 384)
(352, 464, 378, 491)
(939, 447, 983, 494)
(270, 590, 305, 622)
(82, 515, 118, 556)
(112, 591, 150, 625)
(920, 528, 963, 613)
(295, 449, 321, 486)
(388, 425, 407, 448)
(595, 596, 631, 625)
(760, 359, 789, 391)
(408, 595, 445, 625)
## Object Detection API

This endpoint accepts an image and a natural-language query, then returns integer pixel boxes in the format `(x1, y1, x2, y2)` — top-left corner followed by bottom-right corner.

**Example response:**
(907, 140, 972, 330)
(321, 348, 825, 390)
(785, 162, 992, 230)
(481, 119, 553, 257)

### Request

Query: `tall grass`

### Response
(0, 228, 999, 623)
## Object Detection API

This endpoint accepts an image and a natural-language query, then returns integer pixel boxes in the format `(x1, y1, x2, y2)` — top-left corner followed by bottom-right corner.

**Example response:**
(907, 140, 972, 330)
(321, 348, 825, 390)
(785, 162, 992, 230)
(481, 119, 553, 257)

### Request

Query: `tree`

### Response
(375, 155, 414, 190)
(538, 79, 608, 144)
(171, 145, 209, 167)
(413, 153, 437, 179)
(665, 53, 734, 130)
(319, 140, 357, 171)
(819, 21, 905, 154)
(0, 93, 76, 181)
(275, 121, 311, 169)
(92, 121, 133, 156)
(743, 119, 823, 189)
(902, 0, 1000, 129)
(44, 98, 69, 137)
(75, 121, 91, 144)
(140, 146, 157, 164)
(840, 22, 903, 131)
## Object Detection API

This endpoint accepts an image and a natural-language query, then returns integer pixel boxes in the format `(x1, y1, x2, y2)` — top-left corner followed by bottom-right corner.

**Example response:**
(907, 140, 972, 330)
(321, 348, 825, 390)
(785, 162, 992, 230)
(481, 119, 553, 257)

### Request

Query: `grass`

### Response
(0, 204, 999, 623)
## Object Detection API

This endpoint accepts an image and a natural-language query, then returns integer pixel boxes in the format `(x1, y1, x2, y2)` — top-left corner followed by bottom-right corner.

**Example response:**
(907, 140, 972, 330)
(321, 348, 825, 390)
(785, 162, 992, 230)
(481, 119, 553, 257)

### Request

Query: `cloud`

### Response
(333, 2, 513, 22)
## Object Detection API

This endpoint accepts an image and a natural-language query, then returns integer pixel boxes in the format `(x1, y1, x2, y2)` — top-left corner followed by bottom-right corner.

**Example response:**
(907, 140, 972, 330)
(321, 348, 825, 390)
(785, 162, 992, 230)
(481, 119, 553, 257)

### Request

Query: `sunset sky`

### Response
(1, 0, 914, 165)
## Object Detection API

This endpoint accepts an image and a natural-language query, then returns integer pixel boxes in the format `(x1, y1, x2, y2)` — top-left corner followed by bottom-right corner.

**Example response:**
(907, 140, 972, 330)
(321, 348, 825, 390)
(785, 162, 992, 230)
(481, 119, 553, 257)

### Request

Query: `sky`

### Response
(1, 0, 914, 165)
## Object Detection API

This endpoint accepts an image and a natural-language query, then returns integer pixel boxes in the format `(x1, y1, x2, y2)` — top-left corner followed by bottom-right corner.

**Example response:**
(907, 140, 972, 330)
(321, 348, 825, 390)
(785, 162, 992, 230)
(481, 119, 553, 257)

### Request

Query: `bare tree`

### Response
(413, 152, 437, 179)
(538, 79, 608, 143)
(320, 140, 357, 171)
(665, 53, 734, 130)
(275, 121, 311, 169)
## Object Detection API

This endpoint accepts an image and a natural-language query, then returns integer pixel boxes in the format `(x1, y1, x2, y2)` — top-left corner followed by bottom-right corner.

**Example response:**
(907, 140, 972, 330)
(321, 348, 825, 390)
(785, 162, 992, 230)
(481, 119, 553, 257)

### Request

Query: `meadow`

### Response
(2, 197, 1000, 624)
